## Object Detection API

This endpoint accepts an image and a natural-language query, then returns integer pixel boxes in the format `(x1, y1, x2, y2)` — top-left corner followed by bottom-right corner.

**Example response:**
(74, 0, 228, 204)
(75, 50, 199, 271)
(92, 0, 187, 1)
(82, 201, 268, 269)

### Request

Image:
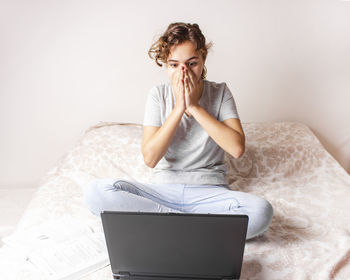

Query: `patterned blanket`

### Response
(1, 121, 349, 279)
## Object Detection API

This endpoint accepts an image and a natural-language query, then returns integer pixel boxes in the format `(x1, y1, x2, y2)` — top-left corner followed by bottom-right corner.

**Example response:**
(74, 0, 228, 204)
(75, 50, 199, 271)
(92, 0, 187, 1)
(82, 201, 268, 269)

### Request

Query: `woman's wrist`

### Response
(186, 104, 201, 115)
(174, 105, 186, 115)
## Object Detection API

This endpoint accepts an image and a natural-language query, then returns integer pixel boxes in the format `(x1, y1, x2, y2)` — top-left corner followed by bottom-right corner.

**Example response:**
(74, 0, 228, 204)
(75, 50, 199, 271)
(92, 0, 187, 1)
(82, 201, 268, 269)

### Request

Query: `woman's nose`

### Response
(181, 64, 188, 71)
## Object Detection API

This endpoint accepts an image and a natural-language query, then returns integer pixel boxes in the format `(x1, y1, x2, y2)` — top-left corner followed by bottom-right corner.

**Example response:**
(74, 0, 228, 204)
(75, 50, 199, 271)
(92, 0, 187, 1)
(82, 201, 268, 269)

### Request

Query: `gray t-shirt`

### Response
(143, 79, 240, 185)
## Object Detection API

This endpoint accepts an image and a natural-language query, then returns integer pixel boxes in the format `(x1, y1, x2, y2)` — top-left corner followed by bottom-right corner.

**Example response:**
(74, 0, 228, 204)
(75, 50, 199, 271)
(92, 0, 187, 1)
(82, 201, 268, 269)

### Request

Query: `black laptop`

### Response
(100, 211, 248, 280)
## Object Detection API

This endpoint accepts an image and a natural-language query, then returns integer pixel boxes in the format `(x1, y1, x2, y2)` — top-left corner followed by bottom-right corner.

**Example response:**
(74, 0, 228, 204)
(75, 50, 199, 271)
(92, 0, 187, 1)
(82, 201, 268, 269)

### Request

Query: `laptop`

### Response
(101, 211, 248, 280)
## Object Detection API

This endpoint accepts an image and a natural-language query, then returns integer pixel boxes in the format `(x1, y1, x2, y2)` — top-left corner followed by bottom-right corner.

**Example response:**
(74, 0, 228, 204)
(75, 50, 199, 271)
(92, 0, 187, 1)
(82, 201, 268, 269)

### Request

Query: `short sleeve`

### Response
(143, 86, 162, 127)
(218, 83, 240, 122)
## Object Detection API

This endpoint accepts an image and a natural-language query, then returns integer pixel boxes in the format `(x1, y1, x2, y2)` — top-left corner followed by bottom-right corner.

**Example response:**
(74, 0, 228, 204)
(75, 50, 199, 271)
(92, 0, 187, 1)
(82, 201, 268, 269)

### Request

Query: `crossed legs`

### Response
(83, 179, 273, 240)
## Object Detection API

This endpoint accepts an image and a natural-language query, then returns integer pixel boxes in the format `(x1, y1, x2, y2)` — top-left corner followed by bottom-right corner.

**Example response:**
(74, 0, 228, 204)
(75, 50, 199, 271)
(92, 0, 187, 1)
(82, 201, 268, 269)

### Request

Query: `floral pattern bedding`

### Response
(1, 121, 350, 279)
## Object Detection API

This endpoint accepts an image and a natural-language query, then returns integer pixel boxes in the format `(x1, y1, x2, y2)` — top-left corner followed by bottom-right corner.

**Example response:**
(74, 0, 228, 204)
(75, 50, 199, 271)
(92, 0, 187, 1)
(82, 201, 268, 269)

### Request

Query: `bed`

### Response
(1, 121, 350, 279)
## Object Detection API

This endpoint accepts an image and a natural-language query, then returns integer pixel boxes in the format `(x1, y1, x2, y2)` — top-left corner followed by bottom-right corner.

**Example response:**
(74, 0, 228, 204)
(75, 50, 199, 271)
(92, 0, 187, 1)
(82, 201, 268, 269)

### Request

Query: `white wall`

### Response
(1, 0, 349, 188)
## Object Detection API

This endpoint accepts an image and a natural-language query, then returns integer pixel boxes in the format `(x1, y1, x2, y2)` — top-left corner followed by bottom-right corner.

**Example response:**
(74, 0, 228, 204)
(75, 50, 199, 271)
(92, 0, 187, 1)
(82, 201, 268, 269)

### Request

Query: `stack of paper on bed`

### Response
(1, 216, 109, 280)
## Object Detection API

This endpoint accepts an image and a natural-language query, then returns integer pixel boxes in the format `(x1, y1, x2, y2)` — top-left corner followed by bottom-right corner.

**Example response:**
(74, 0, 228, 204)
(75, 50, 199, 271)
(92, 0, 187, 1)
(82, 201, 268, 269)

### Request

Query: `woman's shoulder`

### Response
(204, 79, 228, 91)
(149, 82, 172, 95)
(147, 82, 173, 103)
(204, 80, 232, 99)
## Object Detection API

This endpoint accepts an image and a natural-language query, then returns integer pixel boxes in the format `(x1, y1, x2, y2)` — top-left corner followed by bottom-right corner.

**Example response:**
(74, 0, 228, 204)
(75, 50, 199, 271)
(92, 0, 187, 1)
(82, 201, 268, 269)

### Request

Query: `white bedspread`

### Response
(1, 121, 350, 279)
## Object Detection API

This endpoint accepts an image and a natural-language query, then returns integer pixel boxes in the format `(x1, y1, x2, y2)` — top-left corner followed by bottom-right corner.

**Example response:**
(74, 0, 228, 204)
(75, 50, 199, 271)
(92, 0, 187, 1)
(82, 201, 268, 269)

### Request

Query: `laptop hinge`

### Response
(114, 271, 130, 279)
(114, 272, 235, 280)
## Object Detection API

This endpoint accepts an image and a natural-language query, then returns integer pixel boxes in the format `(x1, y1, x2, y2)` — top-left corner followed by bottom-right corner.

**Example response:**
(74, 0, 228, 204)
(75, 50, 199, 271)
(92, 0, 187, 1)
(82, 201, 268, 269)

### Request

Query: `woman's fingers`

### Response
(178, 69, 184, 86)
(186, 69, 195, 88)
(184, 71, 193, 94)
(175, 69, 182, 92)
(179, 70, 184, 92)
(184, 73, 192, 108)
(175, 69, 179, 87)
(172, 68, 186, 111)
(183, 68, 201, 109)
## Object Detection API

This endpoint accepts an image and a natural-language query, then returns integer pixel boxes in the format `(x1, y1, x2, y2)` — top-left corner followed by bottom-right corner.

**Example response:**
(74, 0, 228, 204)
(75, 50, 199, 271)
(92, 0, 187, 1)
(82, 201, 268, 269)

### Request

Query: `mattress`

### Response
(1, 121, 350, 279)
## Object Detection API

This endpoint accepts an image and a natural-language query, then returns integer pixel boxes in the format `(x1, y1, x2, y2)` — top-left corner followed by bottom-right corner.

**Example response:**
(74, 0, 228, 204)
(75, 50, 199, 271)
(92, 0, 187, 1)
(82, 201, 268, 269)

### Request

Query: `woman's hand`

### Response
(170, 67, 186, 112)
(184, 68, 201, 114)
(143, 67, 187, 168)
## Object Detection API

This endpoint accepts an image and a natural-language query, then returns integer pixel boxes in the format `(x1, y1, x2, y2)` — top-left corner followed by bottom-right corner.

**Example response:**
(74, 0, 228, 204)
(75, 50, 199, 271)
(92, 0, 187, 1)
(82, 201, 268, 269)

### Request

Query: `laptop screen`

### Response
(101, 211, 248, 280)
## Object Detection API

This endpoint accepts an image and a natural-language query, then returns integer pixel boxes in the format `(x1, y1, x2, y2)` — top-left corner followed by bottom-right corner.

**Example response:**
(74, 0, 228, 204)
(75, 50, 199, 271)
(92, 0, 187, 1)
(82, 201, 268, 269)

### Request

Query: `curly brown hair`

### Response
(148, 22, 213, 80)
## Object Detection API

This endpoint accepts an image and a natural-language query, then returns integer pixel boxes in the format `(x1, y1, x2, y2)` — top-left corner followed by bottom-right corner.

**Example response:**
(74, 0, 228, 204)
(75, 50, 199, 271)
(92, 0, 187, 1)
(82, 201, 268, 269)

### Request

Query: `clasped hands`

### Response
(171, 66, 201, 117)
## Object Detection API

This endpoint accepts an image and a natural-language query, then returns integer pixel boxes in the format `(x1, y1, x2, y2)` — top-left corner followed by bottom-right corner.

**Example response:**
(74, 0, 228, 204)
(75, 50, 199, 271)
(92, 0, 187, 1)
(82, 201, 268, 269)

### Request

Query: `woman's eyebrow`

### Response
(167, 56, 199, 62)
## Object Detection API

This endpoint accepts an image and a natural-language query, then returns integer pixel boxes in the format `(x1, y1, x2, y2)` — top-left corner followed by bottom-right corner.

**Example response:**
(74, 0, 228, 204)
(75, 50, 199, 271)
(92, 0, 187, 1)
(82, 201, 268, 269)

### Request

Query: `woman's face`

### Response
(166, 41, 204, 84)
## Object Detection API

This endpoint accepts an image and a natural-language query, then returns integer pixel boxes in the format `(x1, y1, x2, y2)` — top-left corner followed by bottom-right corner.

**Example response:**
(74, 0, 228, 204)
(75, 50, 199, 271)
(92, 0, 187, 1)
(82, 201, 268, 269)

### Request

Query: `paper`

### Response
(2, 216, 110, 280)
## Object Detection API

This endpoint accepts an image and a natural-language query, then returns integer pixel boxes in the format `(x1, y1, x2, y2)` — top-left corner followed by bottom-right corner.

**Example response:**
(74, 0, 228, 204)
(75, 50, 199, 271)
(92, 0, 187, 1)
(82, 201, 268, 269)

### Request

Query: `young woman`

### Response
(84, 22, 273, 240)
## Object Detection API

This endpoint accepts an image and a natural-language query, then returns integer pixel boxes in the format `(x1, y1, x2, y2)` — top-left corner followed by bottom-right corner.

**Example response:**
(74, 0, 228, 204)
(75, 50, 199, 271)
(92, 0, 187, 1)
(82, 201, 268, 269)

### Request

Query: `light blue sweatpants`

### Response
(83, 178, 273, 240)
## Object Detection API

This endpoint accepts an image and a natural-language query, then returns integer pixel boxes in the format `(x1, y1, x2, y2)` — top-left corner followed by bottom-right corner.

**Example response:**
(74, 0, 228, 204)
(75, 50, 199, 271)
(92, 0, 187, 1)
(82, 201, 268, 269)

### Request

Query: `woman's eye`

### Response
(188, 62, 197, 67)
(170, 64, 177, 68)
